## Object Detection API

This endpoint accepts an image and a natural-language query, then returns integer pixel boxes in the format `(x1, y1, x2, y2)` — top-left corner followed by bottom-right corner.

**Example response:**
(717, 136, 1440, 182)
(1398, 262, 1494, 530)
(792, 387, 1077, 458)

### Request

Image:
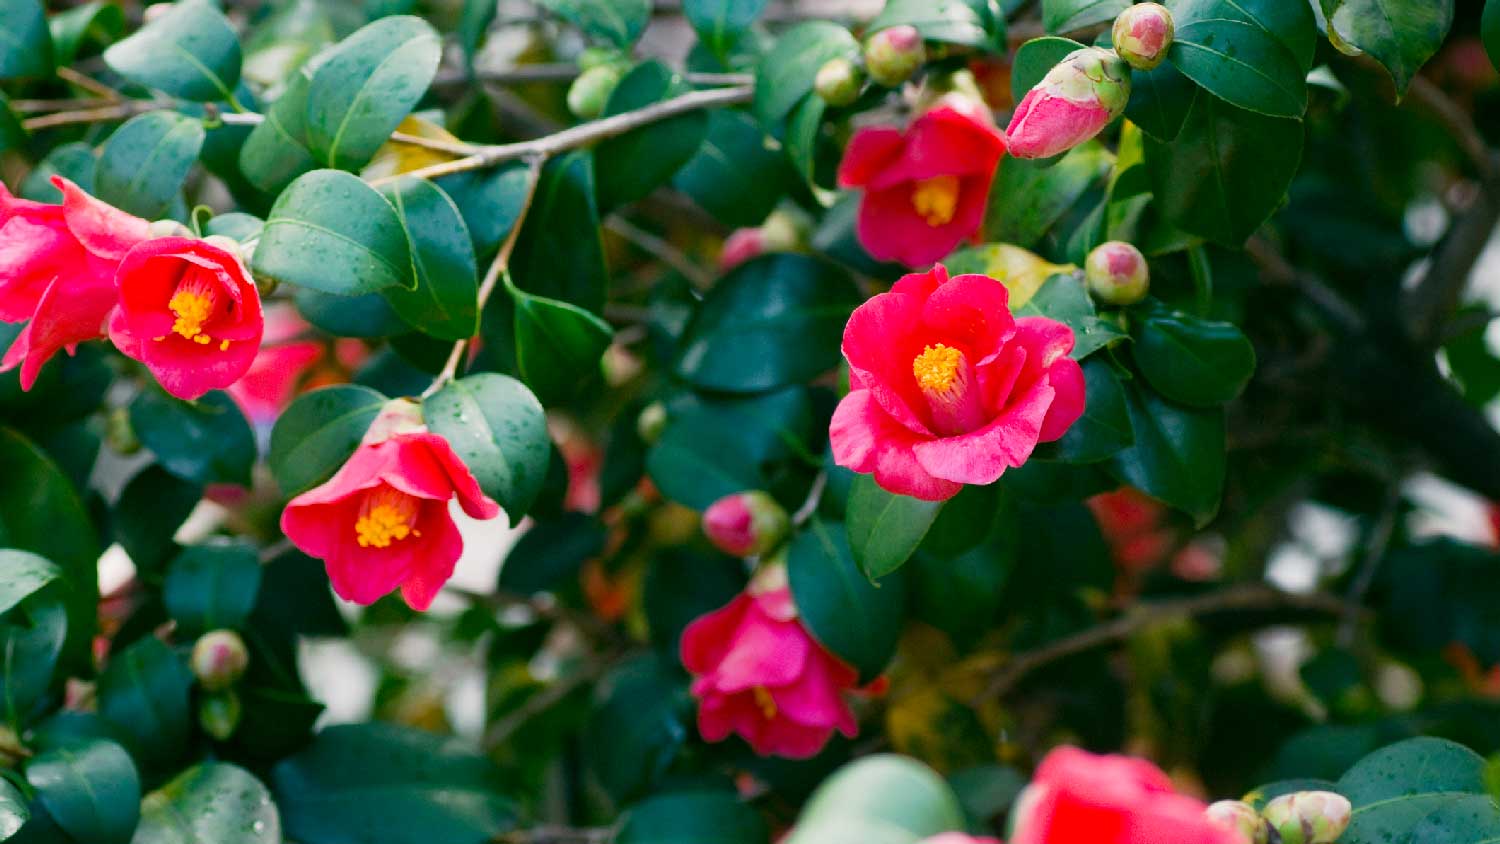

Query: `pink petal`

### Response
(1038, 355, 1086, 442)
(837, 127, 907, 188)
(911, 380, 1054, 485)
(830, 390, 961, 501)
(681, 594, 752, 675)
(399, 501, 466, 611)
(53, 177, 149, 260)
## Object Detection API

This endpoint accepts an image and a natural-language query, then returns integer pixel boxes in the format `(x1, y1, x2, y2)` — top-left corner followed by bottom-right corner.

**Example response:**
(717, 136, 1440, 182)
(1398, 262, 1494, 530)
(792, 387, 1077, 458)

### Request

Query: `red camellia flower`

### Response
(681, 574, 860, 758)
(837, 96, 1006, 267)
(0, 177, 149, 389)
(1011, 746, 1240, 844)
(280, 402, 502, 611)
(108, 235, 265, 401)
(830, 264, 1086, 501)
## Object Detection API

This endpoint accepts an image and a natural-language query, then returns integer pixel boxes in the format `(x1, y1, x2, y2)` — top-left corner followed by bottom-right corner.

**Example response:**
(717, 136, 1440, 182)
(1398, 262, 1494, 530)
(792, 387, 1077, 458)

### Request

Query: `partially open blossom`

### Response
(1011, 746, 1241, 844)
(681, 571, 860, 758)
(281, 400, 502, 611)
(830, 264, 1085, 501)
(1007, 47, 1131, 160)
(702, 491, 789, 557)
(0, 177, 149, 389)
(838, 97, 1006, 267)
(1205, 800, 1268, 844)
(109, 235, 264, 401)
(1112, 3, 1175, 71)
(1085, 241, 1150, 305)
(1261, 792, 1352, 844)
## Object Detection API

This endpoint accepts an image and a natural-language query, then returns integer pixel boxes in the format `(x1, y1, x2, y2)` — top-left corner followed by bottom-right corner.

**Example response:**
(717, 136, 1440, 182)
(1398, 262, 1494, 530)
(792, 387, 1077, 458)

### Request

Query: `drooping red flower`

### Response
(108, 235, 265, 401)
(1012, 747, 1240, 844)
(0, 177, 149, 388)
(837, 96, 1006, 267)
(830, 264, 1086, 501)
(280, 402, 502, 611)
(681, 578, 860, 759)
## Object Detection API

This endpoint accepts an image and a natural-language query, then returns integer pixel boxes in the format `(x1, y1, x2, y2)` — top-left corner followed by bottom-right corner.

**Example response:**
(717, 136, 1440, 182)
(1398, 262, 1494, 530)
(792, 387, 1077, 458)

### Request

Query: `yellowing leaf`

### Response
(361, 115, 463, 180)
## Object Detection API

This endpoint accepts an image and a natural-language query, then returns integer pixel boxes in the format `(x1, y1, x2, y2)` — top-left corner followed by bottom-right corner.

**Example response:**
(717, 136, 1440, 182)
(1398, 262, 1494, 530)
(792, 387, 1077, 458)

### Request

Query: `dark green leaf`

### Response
(19, 143, 95, 201)
(1131, 308, 1256, 406)
(586, 654, 691, 803)
(1486, 0, 1500, 74)
(1171, 0, 1318, 72)
(1042, 0, 1128, 34)
(509, 152, 607, 313)
(783, 92, 827, 187)
(846, 475, 944, 579)
(787, 755, 966, 844)
(537, 0, 652, 47)
(1124, 60, 1197, 143)
(867, 0, 1004, 50)
(1107, 379, 1225, 525)
(787, 519, 908, 682)
(0, 778, 26, 839)
(1338, 738, 1500, 844)
(238, 66, 318, 195)
(459, 0, 498, 64)
(619, 791, 767, 844)
(1046, 356, 1132, 462)
(0, 0, 53, 79)
(47, 1, 125, 67)
(103, 0, 240, 101)
(295, 288, 410, 337)
(685, 0, 769, 57)
(508, 278, 615, 406)
(253, 169, 416, 295)
(673, 110, 791, 228)
(498, 513, 606, 594)
(1014, 273, 1126, 360)
(25, 739, 139, 844)
(1168, 18, 1306, 118)
(425, 373, 551, 520)
(163, 542, 262, 635)
(436, 163, 531, 259)
(643, 550, 747, 654)
(134, 763, 280, 844)
(0, 550, 59, 617)
(752, 22, 859, 127)
(0, 94, 25, 154)
(94, 111, 205, 220)
(1318, 0, 1454, 96)
(269, 384, 388, 496)
(379, 178, 479, 341)
(1009, 36, 1085, 103)
(596, 62, 710, 212)
(0, 595, 66, 729)
(985, 142, 1111, 248)
(131, 389, 255, 487)
(97, 637, 192, 773)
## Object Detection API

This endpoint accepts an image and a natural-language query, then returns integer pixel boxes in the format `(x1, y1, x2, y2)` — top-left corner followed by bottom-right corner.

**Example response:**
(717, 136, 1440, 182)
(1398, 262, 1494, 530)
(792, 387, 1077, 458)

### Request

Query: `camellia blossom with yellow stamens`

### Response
(280, 400, 501, 611)
(835, 95, 1006, 267)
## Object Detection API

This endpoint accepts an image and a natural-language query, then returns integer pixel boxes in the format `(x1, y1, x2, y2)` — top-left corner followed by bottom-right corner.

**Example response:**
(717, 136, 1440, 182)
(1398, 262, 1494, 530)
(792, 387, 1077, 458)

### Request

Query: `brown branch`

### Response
(1337, 486, 1401, 648)
(604, 215, 714, 288)
(434, 63, 752, 88)
(21, 99, 164, 130)
(494, 825, 613, 844)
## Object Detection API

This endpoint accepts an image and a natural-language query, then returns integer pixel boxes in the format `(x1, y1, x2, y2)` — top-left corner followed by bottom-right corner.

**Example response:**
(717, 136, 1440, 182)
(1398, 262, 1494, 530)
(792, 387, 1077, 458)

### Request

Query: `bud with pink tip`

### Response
(1112, 3, 1175, 71)
(1085, 241, 1150, 305)
(1261, 791, 1352, 844)
(702, 491, 789, 557)
(864, 25, 926, 87)
(1205, 800, 1268, 844)
(1006, 46, 1131, 160)
(190, 630, 250, 691)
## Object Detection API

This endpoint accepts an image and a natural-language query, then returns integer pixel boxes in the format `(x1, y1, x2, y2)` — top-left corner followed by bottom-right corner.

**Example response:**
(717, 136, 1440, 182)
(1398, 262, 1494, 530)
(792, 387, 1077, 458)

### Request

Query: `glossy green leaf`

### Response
(163, 542, 262, 635)
(619, 791, 768, 844)
(0, 595, 66, 729)
(94, 111, 206, 220)
(498, 512, 606, 594)
(508, 152, 607, 313)
(685, 0, 769, 57)
(98, 637, 193, 773)
(238, 65, 318, 195)
(0, 0, 54, 79)
(537, 0, 651, 47)
(273, 723, 518, 844)
(47, 1, 125, 67)
(1486, 0, 1500, 74)
(26, 739, 140, 844)
(304, 16, 441, 171)
(752, 22, 859, 127)
(1045, 356, 1133, 463)
(134, 763, 280, 844)
(787, 755, 966, 844)
(459, 0, 497, 64)
(253, 169, 416, 295)
(19, 143, 95, 200)
(1015, 273, 1126, 360)
(784, 92, 827, 187)
(295, 288, 410, 338)
(0, 93, 26, 154)
(674, 110, 792, 228)
(0, 778, 26, 839)
(508, 277, 615, 406)
(379, 178, 479, 341)
(586, 653, 691, 803)
(985, 142, 1111, 249)
(1107, 380, 1225, 525)
(846, 475, 944, 580)
(436, 163, 531, 259)
(103, 0, 240, 101)
(269, 384, 388, 496)
(1009, 36, 1085, 104)
(425, 373, 551, 520)
(1125, 61, 1197, 142)
(1318, 0, 1453, 96)
(1043, 0, 1128, 34)
(643, 549, 747, 654)
(787, 519, 908, 682)
(1131, 308, 1256, 406)
(867, 0, 1004, 49)
(112, 467, 201, 577)
(1338, 738, 1500, 844)
(1168, 18, 1306, 118)
(0, 550, 59, 617)
(1171, 0, 1318, 72)
(131, 389, 255, 487)
(596, 62, 711, 212)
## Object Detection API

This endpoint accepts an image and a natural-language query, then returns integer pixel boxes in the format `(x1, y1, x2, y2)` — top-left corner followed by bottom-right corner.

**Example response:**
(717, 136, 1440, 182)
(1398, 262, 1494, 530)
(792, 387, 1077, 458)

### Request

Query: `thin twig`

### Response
(494, 825, 614, 844)
(482, 654, 615, 750)
(1404, 73, 1494, 184)
(792, 473, 829, 527)
(605, 216, 714, 288)
(56, 66, 121, 100)
(10, 97, 111, 113)
(21, 99, 164, 130)
(435, 63, 752, 88)
(1337, 488, 1401, 648)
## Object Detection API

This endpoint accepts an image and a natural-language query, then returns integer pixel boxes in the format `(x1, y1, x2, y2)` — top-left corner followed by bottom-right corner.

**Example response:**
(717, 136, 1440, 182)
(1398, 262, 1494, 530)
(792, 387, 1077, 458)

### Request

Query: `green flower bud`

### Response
(637, 401, 668, 445)
(190, 630, 250, 692)
(147, 219, 193, 239)
(1262, 791, 1353, 844)
(104, 406, 141, 455)
(864, 25, 926, 87)
(577, 47, 621, 71)
(1205, 800, 1268, 844)
(568, 63, 625, 120)
(1112, 3, 1176, 71)
(814, 57, 864, 107)
(1085, 241, 1150, 306)
(199, 690, 242, 741)
(0, 725, 26, 769)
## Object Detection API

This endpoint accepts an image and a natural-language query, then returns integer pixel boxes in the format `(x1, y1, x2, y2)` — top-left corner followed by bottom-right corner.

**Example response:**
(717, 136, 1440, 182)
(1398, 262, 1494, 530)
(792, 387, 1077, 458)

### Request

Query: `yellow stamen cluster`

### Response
(752, 686, 778, 720)
(911, 175, 961, 227)
(913, 344, 964, 395)
(354, 487, 422, 548)
(168, 278, 218, 345)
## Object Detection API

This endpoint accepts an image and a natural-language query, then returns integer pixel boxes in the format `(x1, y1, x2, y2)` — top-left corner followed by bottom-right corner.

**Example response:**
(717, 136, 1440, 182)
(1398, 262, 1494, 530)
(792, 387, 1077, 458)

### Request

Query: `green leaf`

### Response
(0, 550, 59, 617)
(379, 178, 479, 342)
(1170, 0, 1318, 72)
(784, 93, 828, 187)
(47, 1, 125, 67)
(1337, 738, 1500, 844)
(238, 65, 318, 195)
(1486, 0, 1500, 74)
(1015, 273, 1126, 360)
(620, 791, 768, 844)
(676, 254, 858, 393)
(787, 519, 908, 682)
(0, 0, 54, 79)
(787, 755, 966, 844)
(1144, 89, 1303, 247)
(93, 111, 206, 220)
(498, 513, 606, 594)
(0, 778, 26, 839)
(685, 0, 769, 57)
(846, 475, 944, 580)
(1045, 356, 1133, 463)
(1131, 308, 1256, 406)
(0, 93, 26, 154)
(134, 763, 280, 844)
(537, 0, 652, 47)
(98, 637, 193, 773)
(0, 595, 66, 729)
(304, 16, 441, 171)
(673, 110, 792, 228)
(508, 152, 607, 313)
(1042, 0, 1128, 34)
(1009, 36, 1085, 104)
(273, 723, 518, 844)
(643, 550, 747, 654)
(586, 654, 691, 803)
(437, 163, 532, 260)
(508, 278, 615, 406)
(1168, 18, 1306, 118)
(867, 0, 1005, 50)
(103, 0, 241, 101)
(253, 169, 416, 295)
(25, 739, 140, 844)
(459, 0, 497, 65)
(752, 22, 859, 127)
(1107, 379, 1225, 525)
(19, 143, 95, 200)
(596, 62, 711, 212)
(163, 542, 262, 635)
(985, 142, 1112, 249)
(295, 288, 410, 337)
(425, 373, 551, 521)
(131, 389, 255, 487)
(1124, 61, 1197, 143)
(269, 384, 388, 496)
(1318, 0, 1454, 97)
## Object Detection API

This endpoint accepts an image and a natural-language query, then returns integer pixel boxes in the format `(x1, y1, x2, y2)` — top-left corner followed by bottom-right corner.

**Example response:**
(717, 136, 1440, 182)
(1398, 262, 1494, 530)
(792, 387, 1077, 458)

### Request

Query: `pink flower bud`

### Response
(1262, 792, 1352, 844)
(815, 57, 864, 106)
(190, 630, 250, 691)
(1006, 47, 1131, 160)
(719, 227, 766, 270)
(864, 25, 926, 87)
(1112, 3, 1175, 71)
(702, 491, 789, 557)
(1085, 241, 1150, 305)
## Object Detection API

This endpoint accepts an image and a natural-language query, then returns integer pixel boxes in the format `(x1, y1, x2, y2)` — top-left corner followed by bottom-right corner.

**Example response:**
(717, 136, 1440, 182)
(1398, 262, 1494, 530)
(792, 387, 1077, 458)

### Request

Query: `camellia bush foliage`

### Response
(6, 0, 1500, 841)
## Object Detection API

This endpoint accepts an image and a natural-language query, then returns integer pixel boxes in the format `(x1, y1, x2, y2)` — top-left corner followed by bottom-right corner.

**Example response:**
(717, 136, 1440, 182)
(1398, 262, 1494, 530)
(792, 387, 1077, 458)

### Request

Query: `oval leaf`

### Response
(425, 373, 551, 521)
(845, 475, 944, 580)
(1107, 380, 1225, 526)
(253, 169, 416, 295)
(787, 755, 966, 844)
(787, 519, 908, 682)
(752, 22, 858, 127)
(537, 0, 651, 47)
(94, 111, 206, 220)
(1318, 0, 1453, 97)
(97, 637, 193, 773)
(0, 550, 59, 617)
(1337, 737, 1500, 844)
(131, 389, 256, 487)
(1131, 308, 1256, 407)
(595, 61, 710, 212)
(135, 763, 280, 844)
(685, 0, 769, 56)
(26, 739, 140, 844)
(509, 280, 615, 407)
(0, 0, 53, 79)
(163, 541, 262, 635)
(270, 384, 388, 496)
(379, 177, 480, 341)
(1169, 18, 1307, 119)
(103, 0, 240, 101)
(620, 791, 767, 844)
(0, 595, 66, 728)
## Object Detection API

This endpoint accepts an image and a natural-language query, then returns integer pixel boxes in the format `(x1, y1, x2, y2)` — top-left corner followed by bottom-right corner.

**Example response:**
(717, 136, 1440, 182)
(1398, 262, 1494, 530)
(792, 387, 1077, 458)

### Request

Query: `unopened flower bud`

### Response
(567, 63, 625, 120)
(199, 690, 242, 741)
(1262, 792, 1352, 844)
(702, 491, 789, 557)
(1006, 46, 1131, 160)
(815, 57, 864, 106)
(637, 401, 668, 444)
(190, 630, 249, 692)
(759, 208, 809, 253)
(147, 219, 193, 239)
(1205, 800, 1268, 844)
(1112, 3, 1175, 71)
(577, 47, 620, 71)
(0, 726, 26, 768)
(864, 25, 926, 87)
(1085, 241, 1150, 305)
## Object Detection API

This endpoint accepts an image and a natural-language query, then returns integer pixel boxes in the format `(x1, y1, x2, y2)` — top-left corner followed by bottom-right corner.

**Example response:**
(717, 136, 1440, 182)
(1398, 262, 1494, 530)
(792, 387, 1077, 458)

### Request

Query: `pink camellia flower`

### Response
(108, 235, 264, 401)
(0, 177, 149, 388)
(1007, 47, 1131, 160)
(280, 400, 502, 611)
(837, 96, 1006, 267)
(1011, 746, 1241, 844)
(830, 264, 1086, 501)
(681, 573, 861, 758)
